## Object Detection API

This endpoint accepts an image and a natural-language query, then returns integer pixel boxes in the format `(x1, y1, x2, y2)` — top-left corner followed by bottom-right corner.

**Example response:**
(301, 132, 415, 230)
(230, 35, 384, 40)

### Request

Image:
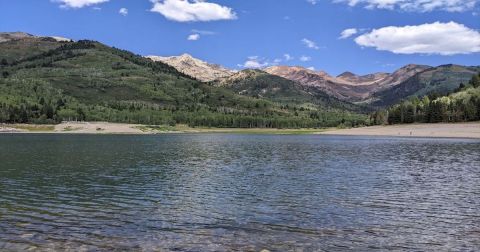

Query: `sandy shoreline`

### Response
(319, 122, 480, 139)
(0, 122, 322, 135)
(1, 122, 480, 138)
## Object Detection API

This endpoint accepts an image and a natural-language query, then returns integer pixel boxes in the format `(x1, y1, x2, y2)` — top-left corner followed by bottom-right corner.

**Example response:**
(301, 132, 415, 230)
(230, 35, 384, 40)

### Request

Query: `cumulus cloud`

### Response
(302, 38, 320, 50)
(150, 0, 237, 22)
(354, 22, 480, 55)
(239, 56, 278, 69)
(339, 28, 358, 39)
(119, 8, 128, 16)
(284, 54, 294, 61)
(187, 34, 200, 41)
(334, 0, 479, 12)
(53, 0, 109, 8)
(300, 56, 312, 62)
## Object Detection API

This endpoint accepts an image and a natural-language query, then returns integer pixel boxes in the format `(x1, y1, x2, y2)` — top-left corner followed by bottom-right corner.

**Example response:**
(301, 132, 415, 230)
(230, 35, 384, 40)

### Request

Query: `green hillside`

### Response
(214, 69, 365, 112)
(0, 38, 367, 128)
(372, 64, 480, 107)
(371, 73, 480, 125)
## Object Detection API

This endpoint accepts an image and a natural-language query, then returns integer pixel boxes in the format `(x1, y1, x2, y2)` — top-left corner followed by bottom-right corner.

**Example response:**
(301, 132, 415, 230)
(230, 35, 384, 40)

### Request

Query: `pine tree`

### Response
(470, 74, 480, 88)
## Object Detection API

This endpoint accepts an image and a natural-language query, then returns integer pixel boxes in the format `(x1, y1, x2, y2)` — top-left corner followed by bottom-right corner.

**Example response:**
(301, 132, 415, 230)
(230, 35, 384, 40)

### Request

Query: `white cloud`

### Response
(240, 56, 274, 69)
(307, 67, 316, 71)
(150, 0, 237, 22)
(53, 0, 109, 8)
(273, 58, 283, 64)
(284, 54, 294, 61)
(354, 22, 480, 55)
(119, 8, 128, 16)
(187, 34, 200, 41)
(339, 28, 358, 39)
(300, 55, 312, 62)
(334, 0, 479, 12)
(307, 0, 318, 4)
(302, 38, 320, 50)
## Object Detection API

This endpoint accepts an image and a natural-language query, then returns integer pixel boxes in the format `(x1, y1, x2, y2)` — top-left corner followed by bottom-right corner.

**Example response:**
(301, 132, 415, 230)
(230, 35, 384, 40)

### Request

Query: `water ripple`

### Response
(0, 134, 479, 251)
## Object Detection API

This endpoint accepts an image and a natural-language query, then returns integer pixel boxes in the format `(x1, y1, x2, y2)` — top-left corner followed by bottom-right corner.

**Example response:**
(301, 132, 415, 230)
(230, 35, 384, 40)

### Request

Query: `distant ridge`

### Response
(0, 32, 35, 43)
(0, 32, 73, 43)
(146, 54, 234, 82)
(265, 64, 433, 102)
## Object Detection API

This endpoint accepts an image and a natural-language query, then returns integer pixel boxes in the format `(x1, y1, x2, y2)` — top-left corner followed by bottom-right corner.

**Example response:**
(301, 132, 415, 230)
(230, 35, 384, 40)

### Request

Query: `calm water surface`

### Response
(0, 134, 479, 251)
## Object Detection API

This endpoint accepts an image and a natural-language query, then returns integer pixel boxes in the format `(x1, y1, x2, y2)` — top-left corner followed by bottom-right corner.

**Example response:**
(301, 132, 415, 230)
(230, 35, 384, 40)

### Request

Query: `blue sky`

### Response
(1, 0, 479, 75)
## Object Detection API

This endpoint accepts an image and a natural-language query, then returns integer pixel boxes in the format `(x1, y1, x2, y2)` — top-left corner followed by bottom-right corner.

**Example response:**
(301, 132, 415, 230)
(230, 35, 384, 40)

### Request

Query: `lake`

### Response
(0, 134, 479, 251)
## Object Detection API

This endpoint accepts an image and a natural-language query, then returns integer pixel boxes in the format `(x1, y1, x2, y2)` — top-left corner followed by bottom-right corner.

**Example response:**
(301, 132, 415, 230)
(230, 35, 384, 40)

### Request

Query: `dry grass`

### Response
(11, 124, 55, 132)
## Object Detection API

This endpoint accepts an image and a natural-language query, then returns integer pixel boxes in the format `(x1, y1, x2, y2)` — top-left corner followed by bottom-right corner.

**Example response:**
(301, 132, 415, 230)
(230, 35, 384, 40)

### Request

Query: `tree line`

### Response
(371, 73, 480, 125)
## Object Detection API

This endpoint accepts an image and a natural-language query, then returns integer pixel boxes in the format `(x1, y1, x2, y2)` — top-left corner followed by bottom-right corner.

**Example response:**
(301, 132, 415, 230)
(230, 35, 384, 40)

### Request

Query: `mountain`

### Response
(214, 69, 365, 113)
(215, 69, 312, 103)
(0, 32, 72, 63)
(0, 32, 34, 43)
(0, 32, 72, 43)
(336, 71, 390, 85)
(0, 34, 367, 128)
(143, 54, 475, 108)
(264, 66, 385, 101)
(146, 54, 234, 82)
(265, 64, 474, 106)
(371, 64, 480, 107)
(373, 64, 432, 90)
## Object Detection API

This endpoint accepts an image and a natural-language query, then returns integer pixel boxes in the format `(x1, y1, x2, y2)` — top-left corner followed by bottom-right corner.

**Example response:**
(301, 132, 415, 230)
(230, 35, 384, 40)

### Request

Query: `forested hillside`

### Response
(371, 73, 480, 125)
(0, 37, 367, 128)
(371, 65, 480, 107)
(214, 69, 364, 112)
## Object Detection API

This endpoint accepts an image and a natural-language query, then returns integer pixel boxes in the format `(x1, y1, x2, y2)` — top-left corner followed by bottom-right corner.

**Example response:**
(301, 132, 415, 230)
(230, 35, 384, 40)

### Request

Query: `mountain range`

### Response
(0, 32, 366, 128)
(149, 52, 478, 107)
(0, 31, 478, 129)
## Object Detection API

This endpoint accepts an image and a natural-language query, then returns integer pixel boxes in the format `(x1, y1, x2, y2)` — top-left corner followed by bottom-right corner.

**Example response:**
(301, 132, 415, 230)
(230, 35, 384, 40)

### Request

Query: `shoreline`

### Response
(1, 122, 480, 139)
(318, 122, 480, 139)
(0, 122, 325, 135)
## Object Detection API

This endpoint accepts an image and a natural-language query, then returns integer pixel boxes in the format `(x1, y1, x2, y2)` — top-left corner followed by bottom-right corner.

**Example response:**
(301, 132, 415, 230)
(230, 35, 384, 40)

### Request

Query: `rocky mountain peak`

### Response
(337, 71, 357, 78)
(146, 54, 234, 82)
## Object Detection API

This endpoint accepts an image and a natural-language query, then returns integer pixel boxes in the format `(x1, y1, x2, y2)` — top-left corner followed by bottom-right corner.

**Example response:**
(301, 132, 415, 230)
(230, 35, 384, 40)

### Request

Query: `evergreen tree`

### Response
(470, 74, 480, 88)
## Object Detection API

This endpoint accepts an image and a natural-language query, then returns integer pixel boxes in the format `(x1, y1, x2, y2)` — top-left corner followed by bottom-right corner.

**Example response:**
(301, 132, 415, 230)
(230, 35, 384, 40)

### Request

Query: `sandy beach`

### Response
(0, 122, 146, 134)
(320, 123, 480, 139)
(1, 122, 480, 138)
(0, 122, 321, 135)
(54, 122, 146, 134)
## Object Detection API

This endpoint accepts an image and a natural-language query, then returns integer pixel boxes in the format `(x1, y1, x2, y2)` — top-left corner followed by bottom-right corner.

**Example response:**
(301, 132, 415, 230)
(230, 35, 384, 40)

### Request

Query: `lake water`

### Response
(0, 134, 479, 251)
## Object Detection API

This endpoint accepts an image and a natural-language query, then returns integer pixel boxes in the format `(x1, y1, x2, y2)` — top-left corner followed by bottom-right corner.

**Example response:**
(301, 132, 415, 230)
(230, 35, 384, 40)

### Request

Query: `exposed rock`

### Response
(265, 64, 432, 102)
(146, 54, 234, 82)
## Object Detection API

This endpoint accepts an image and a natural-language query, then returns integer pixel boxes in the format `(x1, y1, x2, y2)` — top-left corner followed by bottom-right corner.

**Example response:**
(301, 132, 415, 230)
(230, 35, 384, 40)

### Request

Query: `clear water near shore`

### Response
(0, 134, 479, 251)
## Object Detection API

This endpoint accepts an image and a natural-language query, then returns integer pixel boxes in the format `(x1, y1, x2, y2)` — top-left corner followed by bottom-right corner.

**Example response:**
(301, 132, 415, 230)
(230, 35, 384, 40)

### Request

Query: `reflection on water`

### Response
(0, 134, 479, 251)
